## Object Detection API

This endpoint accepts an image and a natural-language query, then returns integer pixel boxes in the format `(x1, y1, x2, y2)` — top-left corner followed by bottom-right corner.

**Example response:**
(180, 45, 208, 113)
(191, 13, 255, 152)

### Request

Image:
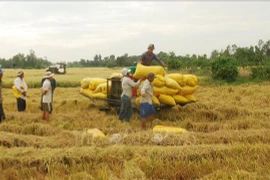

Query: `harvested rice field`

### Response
(0, 68, 269, 179)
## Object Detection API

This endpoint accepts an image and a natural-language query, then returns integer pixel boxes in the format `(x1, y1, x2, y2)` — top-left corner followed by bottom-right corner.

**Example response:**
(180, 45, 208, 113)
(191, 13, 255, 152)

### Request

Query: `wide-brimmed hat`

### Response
(17, 70, 24, 76)
(43, 71, 54, 78)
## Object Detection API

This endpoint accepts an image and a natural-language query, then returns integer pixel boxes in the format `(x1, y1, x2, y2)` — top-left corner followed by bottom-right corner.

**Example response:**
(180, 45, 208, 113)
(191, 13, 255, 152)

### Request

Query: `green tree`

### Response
(211, 56, 239, 82)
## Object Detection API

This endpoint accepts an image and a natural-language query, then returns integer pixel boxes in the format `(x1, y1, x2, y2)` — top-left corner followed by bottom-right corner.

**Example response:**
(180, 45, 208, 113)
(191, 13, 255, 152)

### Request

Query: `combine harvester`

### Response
(80, 63, 199, 111)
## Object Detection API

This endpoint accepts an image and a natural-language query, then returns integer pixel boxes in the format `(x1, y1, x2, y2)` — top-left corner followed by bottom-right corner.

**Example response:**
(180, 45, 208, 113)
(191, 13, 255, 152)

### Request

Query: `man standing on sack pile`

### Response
(138, 44, 168, 67)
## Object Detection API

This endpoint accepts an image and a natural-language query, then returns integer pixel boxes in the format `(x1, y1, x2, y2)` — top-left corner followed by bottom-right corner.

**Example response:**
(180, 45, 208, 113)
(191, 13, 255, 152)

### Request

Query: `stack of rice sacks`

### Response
(80, 73, 122, 99)
(134, 63, 199, 107)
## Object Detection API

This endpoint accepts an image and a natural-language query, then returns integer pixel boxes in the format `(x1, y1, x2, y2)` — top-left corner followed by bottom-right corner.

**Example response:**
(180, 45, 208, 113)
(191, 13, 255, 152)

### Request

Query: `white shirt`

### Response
(42, 79, 52, 103)
(14, 77, 28, 99)
(140, 79, 153, 104)
(121, 76, 140, 98)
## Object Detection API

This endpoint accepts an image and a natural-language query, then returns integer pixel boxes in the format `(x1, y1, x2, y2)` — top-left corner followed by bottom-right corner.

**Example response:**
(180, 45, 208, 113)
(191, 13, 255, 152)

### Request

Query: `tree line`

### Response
(0, 50, 52, 69)
(1, 39, 270, 70)
(69, 39, 270, 70)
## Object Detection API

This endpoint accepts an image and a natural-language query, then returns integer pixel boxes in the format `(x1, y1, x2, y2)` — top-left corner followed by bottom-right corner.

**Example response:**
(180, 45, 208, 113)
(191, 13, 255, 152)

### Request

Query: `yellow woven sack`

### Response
(12, 85, 22, 98)
(81, 78, 93, 89)
(87, 128, 106, 138)
(152, 95, 160, 105)
(154, 86, 179, 96)
(101, 82, 111, 94)
(91, 92, 107, 99)
(184, 94, 196, 102)
(137, 88, 141, 96)
(158, 94, 176, 106)
(133, 63, 165, 79)
(80, 88, 94, 98)
(94, 82, 111, 94)
(173, 95, 190, 104)
(135, 97, 141, 107)
(183, 74, 198, 87)
(89, 78, 107, 90)
(178, 85, 199, 96)
(165, 77, 181, 89)
(152, 75, 165, 87)
(153, 125, 188, 133)
(110, 73, 123, 78)
(166, 73, 185, 86)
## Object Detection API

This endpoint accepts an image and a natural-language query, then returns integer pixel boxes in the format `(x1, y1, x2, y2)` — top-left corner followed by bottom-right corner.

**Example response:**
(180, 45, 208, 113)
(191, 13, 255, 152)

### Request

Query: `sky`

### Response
(0, 1, 269, 63)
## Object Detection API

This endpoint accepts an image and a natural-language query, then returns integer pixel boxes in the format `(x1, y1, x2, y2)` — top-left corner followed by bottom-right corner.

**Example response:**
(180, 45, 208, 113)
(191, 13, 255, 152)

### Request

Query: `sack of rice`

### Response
(184, 94, 196, 102)
(80, 88, 94, 98)
(135, 96, 141, 107)
(152, 74, 165, 87)
(133, 63, 165, 79)
(158, 94, 176, 106)
(87, 128, 106, 138)
(166, 73, 185, 86)
(152, 95, 160, 105)
(94, 82, 111, 94)
(153, 125, 188, 133)
(183, 74, 198, 87)
(110, 73, 123, 78)
(173, 95, 190, 104)
(91, 92, 107, 99)
(164, 77, 181, 89)
(178, 85, 199, 96)
(154, 86, 179, 96)
(89, 78, 107, 90)
(81, 78, 93, 89)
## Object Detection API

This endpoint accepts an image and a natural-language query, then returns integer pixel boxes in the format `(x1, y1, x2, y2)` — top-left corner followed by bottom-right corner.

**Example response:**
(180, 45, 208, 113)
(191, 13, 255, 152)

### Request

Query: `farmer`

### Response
(41, 71, 54, 121)
(138, 44, 167, 67)
(13, 71, 28, 112)
(0, 68, 6, 123)
(41, 70, 56, 113)
(140, 72, 156, 129)
(119, 68, 142, 122)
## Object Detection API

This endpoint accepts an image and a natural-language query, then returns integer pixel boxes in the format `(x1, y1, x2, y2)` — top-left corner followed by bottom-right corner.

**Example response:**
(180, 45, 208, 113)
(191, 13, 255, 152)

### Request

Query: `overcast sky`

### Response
(0, 1, 269, 62)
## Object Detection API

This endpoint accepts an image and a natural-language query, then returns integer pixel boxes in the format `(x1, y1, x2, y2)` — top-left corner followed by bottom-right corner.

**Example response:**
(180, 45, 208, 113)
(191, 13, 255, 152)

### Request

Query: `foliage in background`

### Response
(0, 50, 52, 69)
(251, 65, 270, 80)
(1, 39, 270, 77)
(211, 56, 239, 82)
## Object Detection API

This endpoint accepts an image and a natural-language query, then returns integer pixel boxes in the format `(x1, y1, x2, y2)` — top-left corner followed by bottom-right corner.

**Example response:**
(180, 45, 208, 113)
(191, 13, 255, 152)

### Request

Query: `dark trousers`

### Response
(17, 98, 26, 112)
(119, 95, 132, 122)
(0, 103, 5, 123)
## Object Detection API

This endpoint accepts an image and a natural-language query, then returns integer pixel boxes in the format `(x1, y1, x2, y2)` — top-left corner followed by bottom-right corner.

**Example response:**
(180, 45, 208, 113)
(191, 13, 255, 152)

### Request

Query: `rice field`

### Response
(0, 68, 270, 179)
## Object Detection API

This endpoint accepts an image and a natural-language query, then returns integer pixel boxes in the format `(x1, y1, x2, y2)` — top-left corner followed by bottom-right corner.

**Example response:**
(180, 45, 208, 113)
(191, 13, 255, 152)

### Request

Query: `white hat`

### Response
(121, 68, 131, 76)
(17, 70, 24, 76)
(43, 71, 54, 78)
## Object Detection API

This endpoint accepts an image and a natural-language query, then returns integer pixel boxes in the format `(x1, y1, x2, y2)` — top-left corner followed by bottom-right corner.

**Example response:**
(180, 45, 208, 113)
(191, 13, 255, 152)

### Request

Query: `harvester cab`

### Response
(48, 63, 66, 74)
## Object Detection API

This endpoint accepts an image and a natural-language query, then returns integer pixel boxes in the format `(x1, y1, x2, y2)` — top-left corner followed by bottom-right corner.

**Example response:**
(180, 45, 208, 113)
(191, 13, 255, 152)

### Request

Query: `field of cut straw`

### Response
(0, 68, 270, 179)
